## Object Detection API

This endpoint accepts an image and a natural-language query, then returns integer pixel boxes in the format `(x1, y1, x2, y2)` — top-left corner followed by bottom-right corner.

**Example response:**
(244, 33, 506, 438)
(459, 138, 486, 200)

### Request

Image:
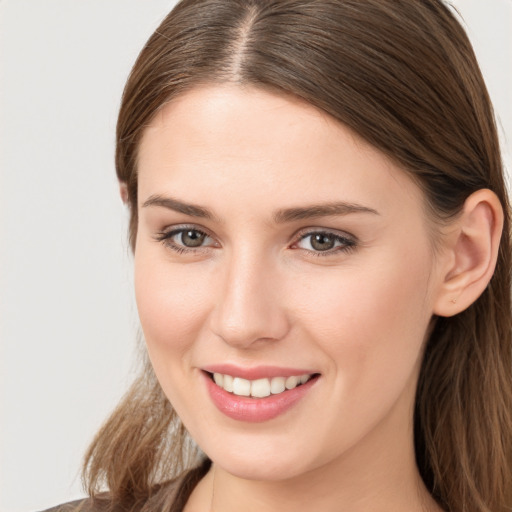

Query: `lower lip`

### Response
(203, 372, 319, 423)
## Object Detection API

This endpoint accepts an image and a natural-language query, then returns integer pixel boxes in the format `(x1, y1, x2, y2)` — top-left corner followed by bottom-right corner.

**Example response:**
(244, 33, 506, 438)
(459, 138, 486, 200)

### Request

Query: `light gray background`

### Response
(1, 1, 510, 511)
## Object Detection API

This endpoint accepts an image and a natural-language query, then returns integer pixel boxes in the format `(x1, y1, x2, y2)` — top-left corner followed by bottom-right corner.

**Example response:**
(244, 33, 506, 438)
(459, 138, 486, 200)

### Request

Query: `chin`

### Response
(217, 457, 306, 482)
(202, 439, 316, 482)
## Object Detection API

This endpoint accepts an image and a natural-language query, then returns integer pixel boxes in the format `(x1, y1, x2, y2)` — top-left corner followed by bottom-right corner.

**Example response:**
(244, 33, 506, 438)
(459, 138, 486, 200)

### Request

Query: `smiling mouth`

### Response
(206, 371, 320, 398)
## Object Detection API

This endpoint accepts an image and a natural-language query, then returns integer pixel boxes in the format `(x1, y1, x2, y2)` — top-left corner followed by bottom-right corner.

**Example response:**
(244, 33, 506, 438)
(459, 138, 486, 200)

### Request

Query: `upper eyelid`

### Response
(158, 225, 356, 237)
(293, 226, 357, 242)
(159, 224, 213, 238)
(153, 225, 215, 247)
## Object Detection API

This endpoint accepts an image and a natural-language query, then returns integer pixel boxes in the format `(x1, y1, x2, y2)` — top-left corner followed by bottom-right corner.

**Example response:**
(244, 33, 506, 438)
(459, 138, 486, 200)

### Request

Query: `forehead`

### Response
(137, 84, 424, 219)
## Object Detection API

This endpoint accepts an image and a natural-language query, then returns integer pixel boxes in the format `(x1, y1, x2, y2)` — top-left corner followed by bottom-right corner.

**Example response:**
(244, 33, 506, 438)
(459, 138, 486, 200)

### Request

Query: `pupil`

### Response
(181, 230, 205, 247)
(311, 233, 335, 251)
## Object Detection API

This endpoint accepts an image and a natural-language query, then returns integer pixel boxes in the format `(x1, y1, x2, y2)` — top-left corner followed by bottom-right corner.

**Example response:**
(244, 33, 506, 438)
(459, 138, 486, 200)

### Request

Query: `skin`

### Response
(134, 84, 457, 511)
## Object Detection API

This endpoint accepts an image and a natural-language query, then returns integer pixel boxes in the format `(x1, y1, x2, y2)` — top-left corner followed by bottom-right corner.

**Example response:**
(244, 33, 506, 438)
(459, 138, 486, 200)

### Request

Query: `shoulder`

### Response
(37, 497, 101, 512)
(38, 458, 210, 512)
(37, 478, 183, 512)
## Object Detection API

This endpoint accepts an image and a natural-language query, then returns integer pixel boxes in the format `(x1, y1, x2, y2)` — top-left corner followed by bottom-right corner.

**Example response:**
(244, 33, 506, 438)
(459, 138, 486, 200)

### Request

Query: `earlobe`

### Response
(434, 189, 504, 317)
(119, 181, 129, 204)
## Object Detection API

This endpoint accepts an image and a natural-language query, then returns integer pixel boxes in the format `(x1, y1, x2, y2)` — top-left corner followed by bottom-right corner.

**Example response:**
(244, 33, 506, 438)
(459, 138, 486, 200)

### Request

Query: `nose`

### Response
(209, 250, 290, 349)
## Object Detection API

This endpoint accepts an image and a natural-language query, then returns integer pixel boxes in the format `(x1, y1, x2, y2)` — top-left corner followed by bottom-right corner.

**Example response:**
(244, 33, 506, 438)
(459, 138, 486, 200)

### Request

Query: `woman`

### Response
(45, 0, 512, 511)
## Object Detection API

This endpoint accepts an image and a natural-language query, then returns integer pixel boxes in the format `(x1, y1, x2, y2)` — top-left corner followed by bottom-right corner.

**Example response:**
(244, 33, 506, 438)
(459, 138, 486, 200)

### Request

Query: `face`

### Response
(135, 85, 445, 481)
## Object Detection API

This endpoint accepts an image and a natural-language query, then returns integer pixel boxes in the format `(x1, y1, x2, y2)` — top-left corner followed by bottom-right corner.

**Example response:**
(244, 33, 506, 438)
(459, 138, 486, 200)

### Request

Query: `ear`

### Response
(434, 189, 504, 317)
(119, 181, 129, 204)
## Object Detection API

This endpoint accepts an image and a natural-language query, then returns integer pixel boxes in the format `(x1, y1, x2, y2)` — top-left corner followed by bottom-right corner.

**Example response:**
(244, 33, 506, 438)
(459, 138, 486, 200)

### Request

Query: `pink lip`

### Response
(202, 363, 316, 380)
(202, 371, 319, 423)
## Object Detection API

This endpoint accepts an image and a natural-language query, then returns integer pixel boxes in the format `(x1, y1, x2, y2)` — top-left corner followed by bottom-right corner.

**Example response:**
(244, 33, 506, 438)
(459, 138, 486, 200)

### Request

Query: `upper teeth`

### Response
(213, 373, 312, 398)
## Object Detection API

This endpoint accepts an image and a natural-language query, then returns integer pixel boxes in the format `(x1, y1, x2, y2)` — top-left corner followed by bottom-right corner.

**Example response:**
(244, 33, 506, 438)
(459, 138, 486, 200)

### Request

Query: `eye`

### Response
(175, 229, 208, 247)
(154, 226, 217, 253)
(294, 230, 356, 255)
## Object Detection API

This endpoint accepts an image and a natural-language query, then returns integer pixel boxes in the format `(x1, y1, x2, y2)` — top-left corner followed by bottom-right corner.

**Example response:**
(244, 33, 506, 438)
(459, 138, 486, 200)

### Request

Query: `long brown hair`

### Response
(83, 1, 512, 511)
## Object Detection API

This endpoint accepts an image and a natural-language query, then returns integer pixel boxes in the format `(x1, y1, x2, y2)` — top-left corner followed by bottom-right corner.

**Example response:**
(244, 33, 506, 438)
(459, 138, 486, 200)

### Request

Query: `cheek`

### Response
(133, 247, 213, 364)
(290, 248, 435, 394)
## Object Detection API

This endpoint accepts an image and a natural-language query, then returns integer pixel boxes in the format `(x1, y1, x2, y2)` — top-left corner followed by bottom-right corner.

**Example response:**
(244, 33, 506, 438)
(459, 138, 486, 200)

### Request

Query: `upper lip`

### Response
(201, 364, 318, 380)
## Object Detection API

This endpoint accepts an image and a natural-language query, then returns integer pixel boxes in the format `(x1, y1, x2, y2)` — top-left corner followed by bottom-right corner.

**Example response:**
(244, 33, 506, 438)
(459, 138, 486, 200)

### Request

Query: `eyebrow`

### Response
(142, 194, 379, 223)
(142, 195, 218, 221)
(273, 202, 379, 223)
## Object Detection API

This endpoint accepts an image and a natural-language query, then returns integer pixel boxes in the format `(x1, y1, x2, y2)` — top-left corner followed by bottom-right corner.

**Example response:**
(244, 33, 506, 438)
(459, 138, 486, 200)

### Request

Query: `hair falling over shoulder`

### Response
(82, 352, 204, 511)
(83, 1, 512, 511)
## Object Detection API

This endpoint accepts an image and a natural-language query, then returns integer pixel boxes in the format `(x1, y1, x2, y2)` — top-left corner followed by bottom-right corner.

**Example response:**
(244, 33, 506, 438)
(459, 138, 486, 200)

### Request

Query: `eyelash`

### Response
(292, 230, 357, 257)
(154, 226, 214, 255)
(154, 225, 358, 257)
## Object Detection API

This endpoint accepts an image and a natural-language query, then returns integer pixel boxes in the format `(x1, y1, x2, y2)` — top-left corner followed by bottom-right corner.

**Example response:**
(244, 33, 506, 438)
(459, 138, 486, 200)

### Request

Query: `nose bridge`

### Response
(210, 245, 289, 348)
